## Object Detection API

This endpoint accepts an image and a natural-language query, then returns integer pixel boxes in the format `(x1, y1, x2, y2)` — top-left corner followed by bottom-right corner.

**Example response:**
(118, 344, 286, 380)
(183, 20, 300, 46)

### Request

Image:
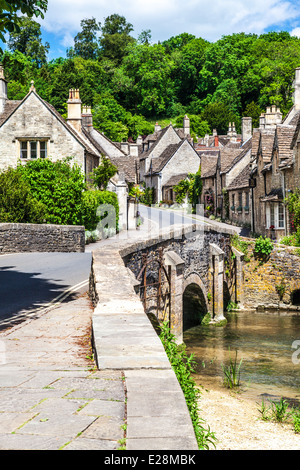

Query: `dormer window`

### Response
(19, 139, 48, 160)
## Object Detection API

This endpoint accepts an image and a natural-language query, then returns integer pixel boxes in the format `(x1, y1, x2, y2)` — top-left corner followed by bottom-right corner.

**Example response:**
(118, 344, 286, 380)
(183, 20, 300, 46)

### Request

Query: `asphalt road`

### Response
(138, 204, 205, 229)
(0, 252, 92, 330)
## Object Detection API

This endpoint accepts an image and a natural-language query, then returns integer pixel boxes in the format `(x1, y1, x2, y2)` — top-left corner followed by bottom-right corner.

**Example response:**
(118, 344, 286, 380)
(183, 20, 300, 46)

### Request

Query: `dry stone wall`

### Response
(0, 223, 85, 253)
(242, 240, 300, 310)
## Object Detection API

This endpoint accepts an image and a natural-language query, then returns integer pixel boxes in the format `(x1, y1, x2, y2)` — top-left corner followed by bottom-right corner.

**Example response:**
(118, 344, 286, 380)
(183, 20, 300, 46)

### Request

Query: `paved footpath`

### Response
(0, 216, 209, 451)
(0, 293, 126, 450)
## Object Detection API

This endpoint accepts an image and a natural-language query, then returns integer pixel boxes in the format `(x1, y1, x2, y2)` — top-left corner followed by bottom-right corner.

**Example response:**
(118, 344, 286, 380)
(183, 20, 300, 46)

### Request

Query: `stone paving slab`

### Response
(0, 294, 127, 451)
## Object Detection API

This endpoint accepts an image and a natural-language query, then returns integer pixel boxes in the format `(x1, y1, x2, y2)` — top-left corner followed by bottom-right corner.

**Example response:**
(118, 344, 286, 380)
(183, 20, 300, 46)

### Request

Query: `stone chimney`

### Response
(241, 117, 252, 143)
(155, 122, 161, 133)
(67, 89, 82, 133)
(259, 105, 282, 129)
(294, 67, 300, 110)
(228, 122, 237, 142)
(0, 64, 7, 114)
(81, 105, 93, 131)
(183, 115, 190, 136)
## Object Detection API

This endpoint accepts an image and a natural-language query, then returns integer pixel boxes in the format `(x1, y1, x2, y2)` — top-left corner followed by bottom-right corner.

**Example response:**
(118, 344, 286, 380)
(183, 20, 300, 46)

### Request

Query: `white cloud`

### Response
(38, 0, 300, 51)
(291, 27, 300, 37)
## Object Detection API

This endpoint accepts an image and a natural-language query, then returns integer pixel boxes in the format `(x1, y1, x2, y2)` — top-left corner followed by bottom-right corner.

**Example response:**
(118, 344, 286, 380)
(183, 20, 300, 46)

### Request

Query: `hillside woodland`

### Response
(2, 14, 300, 141)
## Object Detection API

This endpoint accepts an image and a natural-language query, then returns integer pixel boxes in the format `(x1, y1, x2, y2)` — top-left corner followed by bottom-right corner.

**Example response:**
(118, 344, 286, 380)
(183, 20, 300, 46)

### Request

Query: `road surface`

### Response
(0, 252, 92, 330)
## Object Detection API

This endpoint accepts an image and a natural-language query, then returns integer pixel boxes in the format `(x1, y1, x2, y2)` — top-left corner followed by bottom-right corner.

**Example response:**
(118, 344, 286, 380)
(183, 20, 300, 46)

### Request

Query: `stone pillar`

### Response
(209, 243, 225, 322)
(127, 198, 137, 230)
(231, 246, 244, 308)
(164, 251, 185, 343)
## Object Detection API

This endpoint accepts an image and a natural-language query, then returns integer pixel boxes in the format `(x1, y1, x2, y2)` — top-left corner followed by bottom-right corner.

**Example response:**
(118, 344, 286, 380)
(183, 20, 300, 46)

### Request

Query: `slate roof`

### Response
(200, 154, 218, 178)
(164, 173, 189, 187)
(147, 142, 183, 174)
(0, 91, 101, 159)
(227, 163, 251, 190)
(261, 187, 283, 202)
(140, 125, 171, 161)
(274, 124, 295, 168)
(258, 130, 276, 163)
(0, 100, 21, 126)
(219, 147, 245, 174)
(110, 156, 138, 183)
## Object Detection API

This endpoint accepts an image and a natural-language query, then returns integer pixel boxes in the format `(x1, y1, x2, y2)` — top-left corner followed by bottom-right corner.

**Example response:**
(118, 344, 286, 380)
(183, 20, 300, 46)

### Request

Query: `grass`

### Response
(258, 397, 300, 432)
(221, 349, 243, 389)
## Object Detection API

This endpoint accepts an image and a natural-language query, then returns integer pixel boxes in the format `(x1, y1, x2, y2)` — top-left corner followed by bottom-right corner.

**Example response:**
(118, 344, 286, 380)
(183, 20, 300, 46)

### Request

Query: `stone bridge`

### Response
(120, 223, 241, 343)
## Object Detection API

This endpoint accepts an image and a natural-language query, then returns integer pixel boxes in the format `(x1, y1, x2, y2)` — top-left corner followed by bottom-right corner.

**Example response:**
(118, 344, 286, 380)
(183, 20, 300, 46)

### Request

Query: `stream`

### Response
(184, 310, 300, 406)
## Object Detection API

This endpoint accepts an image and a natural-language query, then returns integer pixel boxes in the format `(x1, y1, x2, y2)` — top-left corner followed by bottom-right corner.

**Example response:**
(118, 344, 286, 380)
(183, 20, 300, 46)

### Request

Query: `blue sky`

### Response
(5, 0, 300, 59)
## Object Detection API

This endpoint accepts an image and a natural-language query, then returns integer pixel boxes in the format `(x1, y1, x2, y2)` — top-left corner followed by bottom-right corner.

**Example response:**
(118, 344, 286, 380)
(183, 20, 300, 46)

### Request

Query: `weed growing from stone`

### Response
(159, 322, 217, 450)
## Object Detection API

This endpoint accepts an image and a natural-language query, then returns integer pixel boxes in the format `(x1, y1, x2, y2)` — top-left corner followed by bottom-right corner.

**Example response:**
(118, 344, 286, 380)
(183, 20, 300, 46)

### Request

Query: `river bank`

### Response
(198, 382, 300, 450)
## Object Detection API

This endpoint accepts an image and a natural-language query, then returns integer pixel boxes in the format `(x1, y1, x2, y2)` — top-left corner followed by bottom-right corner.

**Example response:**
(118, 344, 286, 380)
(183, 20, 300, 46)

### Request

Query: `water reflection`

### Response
(184, 310, 300, 403)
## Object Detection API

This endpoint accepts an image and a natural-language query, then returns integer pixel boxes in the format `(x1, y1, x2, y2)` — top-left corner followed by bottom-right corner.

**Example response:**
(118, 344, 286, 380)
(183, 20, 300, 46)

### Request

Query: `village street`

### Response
(0, 252, 92, 331)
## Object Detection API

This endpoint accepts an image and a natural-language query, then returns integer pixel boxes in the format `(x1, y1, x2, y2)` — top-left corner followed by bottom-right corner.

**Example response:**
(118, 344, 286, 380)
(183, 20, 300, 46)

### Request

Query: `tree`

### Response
(7, 16, 49, 67)
(0, 0, 48, 45)
(67, 17, 100, 60)
(99, 13, 134, 63)
(90, 156, 117, 190)
(200, 101, 240, 135)
(120, 43, 176, 116)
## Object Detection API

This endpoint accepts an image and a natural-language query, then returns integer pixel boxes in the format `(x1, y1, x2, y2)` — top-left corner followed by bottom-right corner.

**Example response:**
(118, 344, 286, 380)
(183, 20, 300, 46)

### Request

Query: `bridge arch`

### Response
(182, 273, 209, 331)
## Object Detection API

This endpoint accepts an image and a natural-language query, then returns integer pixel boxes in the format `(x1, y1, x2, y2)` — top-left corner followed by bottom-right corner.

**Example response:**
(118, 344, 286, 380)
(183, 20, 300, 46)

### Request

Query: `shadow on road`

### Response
(0, 266, 80, 330)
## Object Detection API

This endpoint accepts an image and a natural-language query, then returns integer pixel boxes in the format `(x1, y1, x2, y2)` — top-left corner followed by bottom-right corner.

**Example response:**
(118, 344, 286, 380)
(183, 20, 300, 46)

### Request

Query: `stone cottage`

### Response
(139, 119, 201, 203)
(250, 65, 300, 240)
(0, 65, 136, 230)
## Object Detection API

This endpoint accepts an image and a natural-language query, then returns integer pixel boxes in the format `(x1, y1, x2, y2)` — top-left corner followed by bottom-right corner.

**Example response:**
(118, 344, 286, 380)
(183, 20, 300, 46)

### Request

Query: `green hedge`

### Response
(81, 189, 119, 232)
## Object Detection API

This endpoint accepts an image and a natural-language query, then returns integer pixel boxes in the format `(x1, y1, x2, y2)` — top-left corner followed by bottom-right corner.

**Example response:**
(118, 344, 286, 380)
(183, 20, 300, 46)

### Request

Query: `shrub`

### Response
(0, 168, 46, 223)
(81, 189, 119, 233)
(254, 236, 273, 261)
(16, 157, 86, 225)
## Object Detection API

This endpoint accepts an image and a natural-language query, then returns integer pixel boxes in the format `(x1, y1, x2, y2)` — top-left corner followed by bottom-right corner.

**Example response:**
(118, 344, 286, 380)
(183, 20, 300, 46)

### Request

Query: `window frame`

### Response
(19, 139, 48, 160)
(266, 203, 285, 229)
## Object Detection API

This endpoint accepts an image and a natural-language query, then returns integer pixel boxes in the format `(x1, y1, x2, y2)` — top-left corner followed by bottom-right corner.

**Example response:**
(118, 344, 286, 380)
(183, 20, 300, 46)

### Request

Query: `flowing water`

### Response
(184, 310, 300, 406)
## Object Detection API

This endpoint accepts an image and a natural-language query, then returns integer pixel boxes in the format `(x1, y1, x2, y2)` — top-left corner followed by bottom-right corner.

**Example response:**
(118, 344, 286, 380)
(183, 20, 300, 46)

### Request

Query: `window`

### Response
(245, 192, 250, 208)
(266, 203, 285, 229)
(278, 204, 284, 228)
(238, 192, 243, 207)
(19, 140, 48, 160)
(40, 141, 47, 159)
(20, 141, 28, 159)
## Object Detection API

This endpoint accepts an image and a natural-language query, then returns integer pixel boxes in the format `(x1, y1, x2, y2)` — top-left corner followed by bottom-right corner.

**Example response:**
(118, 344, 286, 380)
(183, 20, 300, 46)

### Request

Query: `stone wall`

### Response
(241, 239, 300, 310)
(0, 223, 85, 253)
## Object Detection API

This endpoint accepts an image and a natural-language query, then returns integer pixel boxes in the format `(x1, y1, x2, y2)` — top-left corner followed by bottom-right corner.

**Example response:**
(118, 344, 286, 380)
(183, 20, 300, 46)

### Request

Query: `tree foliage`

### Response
(0, 0, 48, 44)
(2, 16, 300, 139)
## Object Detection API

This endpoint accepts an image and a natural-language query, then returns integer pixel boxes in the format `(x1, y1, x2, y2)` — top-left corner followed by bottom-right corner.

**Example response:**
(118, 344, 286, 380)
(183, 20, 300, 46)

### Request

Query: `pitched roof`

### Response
(140, 125, 172, 161)
(110, 156, 138, 183)
(164, 173, 189, 187)
(227, 163, 251, 190)
(0, 91, 101, 158)
(274, 124, 295, 167)
(200, 154, 218, 178)
(149, 142, 183, 174)
(258, 130, 275, 163)
(219, 147, 244, 173)
(0, 100, 21, 126)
